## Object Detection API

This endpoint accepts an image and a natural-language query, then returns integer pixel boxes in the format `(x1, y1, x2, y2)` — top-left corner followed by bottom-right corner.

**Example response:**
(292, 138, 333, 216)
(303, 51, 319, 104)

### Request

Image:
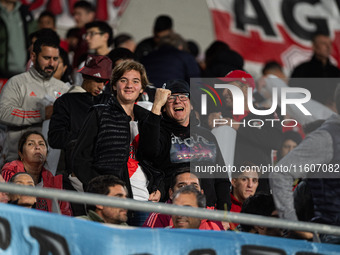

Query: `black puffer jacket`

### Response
(72, 96, 164, 198)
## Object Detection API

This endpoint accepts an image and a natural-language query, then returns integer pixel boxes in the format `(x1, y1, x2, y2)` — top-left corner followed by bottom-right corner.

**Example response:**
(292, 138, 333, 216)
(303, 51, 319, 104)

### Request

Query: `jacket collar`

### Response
(87, 210, 105, 223)
(311, 54, 332, 67)
(230, 193, 242, 206)
(108, 96, 149, 121)
(29, 66, 54, 82)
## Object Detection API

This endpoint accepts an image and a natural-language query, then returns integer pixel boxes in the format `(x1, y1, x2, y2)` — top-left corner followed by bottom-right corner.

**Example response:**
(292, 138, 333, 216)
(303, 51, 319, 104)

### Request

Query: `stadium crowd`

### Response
(0, 0, 340, 245)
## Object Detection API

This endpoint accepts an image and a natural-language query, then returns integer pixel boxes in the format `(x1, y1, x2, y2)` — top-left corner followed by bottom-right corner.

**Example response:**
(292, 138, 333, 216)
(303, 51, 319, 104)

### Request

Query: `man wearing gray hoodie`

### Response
(270, 84, 340, 244)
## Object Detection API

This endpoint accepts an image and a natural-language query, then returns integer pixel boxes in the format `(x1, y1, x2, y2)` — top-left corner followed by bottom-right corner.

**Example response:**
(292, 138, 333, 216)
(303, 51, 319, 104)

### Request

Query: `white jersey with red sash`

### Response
(128, 121, 149, 201)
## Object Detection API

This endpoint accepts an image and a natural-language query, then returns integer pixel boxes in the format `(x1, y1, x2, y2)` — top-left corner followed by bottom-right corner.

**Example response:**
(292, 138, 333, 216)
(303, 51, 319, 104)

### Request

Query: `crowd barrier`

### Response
(0, 183, 339, 254)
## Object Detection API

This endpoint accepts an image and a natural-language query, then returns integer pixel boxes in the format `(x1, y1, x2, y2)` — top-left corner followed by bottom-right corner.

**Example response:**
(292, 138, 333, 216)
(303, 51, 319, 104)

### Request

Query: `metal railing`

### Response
(0, 182, 340, 237)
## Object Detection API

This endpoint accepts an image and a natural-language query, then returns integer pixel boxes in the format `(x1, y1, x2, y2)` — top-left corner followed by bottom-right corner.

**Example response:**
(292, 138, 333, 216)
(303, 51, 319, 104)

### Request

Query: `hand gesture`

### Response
(151, 88, 171, 115)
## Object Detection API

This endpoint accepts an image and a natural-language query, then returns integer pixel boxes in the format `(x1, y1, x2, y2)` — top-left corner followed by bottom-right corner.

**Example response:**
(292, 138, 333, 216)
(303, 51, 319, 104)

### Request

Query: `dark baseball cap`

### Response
(163, 79, 190, 94)
(78, 55, 112, 80)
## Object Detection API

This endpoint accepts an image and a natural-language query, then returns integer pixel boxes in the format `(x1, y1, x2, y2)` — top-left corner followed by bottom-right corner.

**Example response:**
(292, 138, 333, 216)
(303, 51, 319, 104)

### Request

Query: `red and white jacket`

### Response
(1, 160, 72, 216)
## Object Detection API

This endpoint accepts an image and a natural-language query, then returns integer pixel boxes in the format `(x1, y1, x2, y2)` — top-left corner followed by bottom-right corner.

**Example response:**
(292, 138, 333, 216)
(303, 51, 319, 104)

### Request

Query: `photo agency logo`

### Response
(192, 78, 312, 128)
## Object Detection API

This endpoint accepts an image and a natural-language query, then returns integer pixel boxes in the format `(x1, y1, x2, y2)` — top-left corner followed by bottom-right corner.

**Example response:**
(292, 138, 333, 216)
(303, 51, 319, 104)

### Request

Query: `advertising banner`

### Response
(208, 0, 340, 75)
(0, 203, 339, 254)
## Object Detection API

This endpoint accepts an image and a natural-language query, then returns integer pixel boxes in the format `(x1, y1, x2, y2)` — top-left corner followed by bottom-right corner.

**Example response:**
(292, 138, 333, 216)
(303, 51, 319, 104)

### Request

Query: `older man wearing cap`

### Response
(139, 79, 231, 213)
(48, 55, 112, 175)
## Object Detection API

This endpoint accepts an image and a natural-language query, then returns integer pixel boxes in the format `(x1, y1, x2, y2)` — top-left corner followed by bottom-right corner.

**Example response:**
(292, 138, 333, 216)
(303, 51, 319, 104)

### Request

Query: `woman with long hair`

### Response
(1, 130, 72, 215)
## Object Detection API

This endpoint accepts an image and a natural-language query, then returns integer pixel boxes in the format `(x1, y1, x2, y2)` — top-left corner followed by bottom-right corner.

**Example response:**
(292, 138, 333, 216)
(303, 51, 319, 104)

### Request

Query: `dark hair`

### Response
(311, 30, 330, 43)
(85, 21, 114, 47)
(106, 48, 136, 67)
(239, 193, 276, 232)
(111, 60, 149, 98)
(262, 61, 283, 75)
(154, 15, 173, 33)
(29, 28, 60, 47)
(85, 175, 127, 212)
(277, 131, 303, 161)
(114, 33, 133, 49)
(38, 10, 56, 27)
(17, 131, 48, 158)
(204, 41, 230, 67)
(187, 40, 200, 58)
(58, 46, 70, 68)
(170, 167, 200, 191)
(282, 130, 302, 144)
(9, 172, 34, 183)
(204, 41, 244, 77)
(58, 47, 73, 83)
(66, 27, 81, 38)
(73, 0, 95, 12)
(172, 185, 206, 208)
(33, 36, 60, 56)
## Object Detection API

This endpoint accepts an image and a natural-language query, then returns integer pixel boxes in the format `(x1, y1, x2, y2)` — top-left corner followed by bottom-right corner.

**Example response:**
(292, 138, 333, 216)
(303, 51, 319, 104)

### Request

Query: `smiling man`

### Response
(143, 168, 223, 230)
(0, 36, 69, 162)
(139, 79, 231, 212)
(171, 185, 206, 229)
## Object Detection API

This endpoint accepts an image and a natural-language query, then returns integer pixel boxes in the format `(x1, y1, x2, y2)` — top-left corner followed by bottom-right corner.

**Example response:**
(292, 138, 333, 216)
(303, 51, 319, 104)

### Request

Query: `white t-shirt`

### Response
(128, 121, 149, 201)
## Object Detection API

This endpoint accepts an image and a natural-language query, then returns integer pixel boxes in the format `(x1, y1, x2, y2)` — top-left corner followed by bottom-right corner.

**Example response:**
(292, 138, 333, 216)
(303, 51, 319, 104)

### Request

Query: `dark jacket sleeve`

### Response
(48, 96, 74, 149)
(71, 109, 100, 185)
(139, 112, 171, 161)
(214, 178, 231, 210)
(139, 160, 165, 200)
(215, 137, 232, 211)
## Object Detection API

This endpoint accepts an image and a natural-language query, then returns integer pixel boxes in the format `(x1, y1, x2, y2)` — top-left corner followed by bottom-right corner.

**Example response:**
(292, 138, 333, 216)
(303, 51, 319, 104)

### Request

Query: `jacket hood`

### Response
(67, 85, 86, 93)
(324, 114, 340, 126)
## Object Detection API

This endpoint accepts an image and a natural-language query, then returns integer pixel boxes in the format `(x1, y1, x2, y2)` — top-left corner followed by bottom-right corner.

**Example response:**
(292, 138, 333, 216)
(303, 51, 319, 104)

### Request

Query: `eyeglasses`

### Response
(83, 32, 104, 39)
(167, 93, 189, 103)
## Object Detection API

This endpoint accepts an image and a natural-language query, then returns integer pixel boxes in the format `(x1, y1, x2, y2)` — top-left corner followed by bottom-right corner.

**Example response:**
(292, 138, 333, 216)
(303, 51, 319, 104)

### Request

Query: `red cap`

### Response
(224, 70, 256, 89)
(78, 55, 112, 80)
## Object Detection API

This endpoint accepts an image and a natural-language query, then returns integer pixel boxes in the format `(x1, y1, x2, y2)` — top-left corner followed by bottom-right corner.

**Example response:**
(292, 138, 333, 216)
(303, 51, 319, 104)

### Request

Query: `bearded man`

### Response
(0, 36, 69, 161)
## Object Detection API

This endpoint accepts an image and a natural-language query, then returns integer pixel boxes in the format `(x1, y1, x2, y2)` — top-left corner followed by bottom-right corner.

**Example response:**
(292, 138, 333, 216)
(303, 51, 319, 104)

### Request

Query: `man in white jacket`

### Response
(0, 36, 69, 162)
